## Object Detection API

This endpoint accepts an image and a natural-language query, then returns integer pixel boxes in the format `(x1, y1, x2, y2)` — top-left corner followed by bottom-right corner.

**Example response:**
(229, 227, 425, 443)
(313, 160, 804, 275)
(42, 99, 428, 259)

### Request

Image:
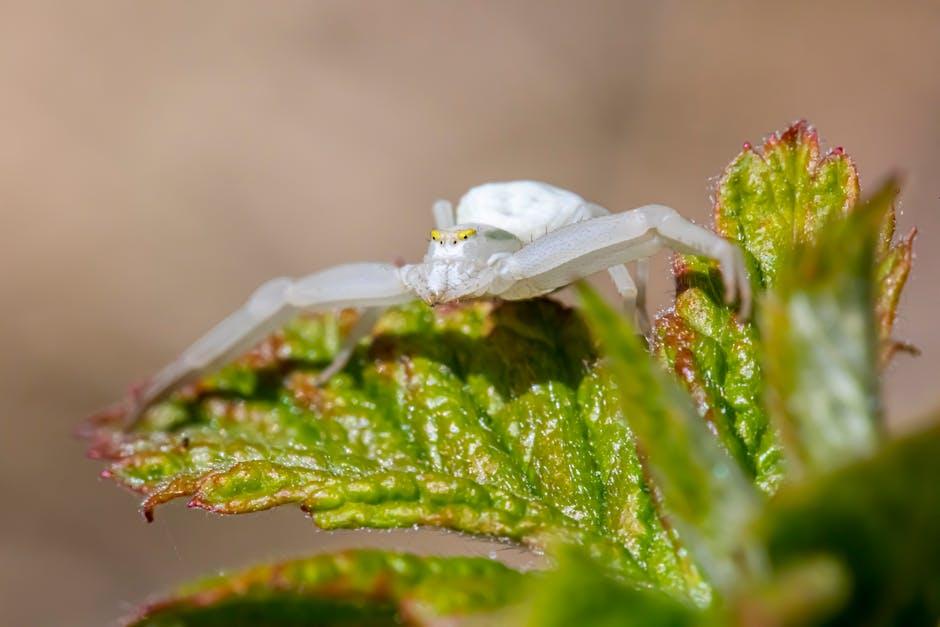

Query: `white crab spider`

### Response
(128, 180, 749, 421)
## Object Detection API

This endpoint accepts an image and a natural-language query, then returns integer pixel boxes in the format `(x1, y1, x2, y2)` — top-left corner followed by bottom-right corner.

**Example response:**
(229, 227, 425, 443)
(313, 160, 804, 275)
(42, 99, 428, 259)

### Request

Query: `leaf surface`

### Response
(517, 547, 699, 627)
(129, 549, 528, 627)
(579, 285, 762, 596)
(655, 122, 913, 493)
(84, 121, 920, 624)
(756, 422, 940, 626)
(86, 299, 703, 598)
(761, 183, 897, 473)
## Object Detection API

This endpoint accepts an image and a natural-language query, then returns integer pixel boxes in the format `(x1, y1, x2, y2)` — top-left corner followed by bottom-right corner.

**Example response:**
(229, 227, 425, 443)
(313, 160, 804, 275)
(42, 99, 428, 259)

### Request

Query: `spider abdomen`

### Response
(455, 180, 601, 243)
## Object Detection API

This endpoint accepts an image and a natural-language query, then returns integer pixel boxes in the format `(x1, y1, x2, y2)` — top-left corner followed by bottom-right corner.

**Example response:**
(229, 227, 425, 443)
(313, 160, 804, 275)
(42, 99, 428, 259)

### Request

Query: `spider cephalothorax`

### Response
(408, 224, 522, 304)
(125, 180, 749, 422)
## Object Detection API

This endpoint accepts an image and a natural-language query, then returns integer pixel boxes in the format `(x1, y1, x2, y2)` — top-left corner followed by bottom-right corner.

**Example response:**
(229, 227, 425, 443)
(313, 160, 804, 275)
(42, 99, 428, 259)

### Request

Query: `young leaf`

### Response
(728, 557, 850, 627)
(756, 421, 940, 626)
(761, 183, 896, 474)
(656, 121, 914, 493)
(873, 213, 917, 365)
(579, 284, 763, 596)
(716, 123, 859, 286)
(516, 546, 700, 627)
(513, 423, 940, 627)
(128, 549, 528, 626)
(85, 299, 704, 599)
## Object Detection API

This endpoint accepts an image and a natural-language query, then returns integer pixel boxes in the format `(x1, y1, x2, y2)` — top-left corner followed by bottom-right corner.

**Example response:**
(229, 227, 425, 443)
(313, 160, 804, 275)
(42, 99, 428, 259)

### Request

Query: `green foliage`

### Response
(129, 550, 528, 626)
(758, 423, 940, 626)
(516, 547, 699, 627)
(578, 285, 762, 595)
(761, 183, 894, 474)
(88, 299, 701, 597)
(85, 121, 927, 626)
(655, 122, 912, 494)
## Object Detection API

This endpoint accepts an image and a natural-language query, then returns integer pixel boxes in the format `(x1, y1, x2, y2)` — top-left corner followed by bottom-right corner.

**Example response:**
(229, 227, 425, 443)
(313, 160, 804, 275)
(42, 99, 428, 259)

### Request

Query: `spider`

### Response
(126, 180, 749, 421)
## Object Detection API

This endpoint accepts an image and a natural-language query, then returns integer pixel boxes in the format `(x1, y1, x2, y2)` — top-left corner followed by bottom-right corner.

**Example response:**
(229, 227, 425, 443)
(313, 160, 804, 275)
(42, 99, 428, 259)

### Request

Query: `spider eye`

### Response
(430, 229, 442, 242)
(457, 228, 477, 241)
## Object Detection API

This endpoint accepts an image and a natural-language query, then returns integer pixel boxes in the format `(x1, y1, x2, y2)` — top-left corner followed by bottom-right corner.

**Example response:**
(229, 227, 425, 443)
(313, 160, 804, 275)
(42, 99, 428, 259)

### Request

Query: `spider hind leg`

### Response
(606, 263, 651, 336)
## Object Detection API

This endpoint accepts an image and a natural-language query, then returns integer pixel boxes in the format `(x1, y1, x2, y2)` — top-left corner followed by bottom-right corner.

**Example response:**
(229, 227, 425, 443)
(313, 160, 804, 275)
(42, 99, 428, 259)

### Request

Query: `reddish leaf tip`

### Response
(765, 120, 817, 153)
(781, 119, 812, 139)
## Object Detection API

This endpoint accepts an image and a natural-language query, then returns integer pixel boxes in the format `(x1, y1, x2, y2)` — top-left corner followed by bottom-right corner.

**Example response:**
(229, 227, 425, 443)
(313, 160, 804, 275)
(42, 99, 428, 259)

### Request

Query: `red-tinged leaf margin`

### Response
(875, 225, 917, 365)
(654, 120, 916, 495)
(716, 123, 859, 276)
(127, 549, 529, 627)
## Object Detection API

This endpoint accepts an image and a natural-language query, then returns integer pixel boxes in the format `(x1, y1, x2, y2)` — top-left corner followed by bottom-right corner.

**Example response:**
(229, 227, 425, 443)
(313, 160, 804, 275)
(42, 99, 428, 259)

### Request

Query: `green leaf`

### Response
(511, 427, 940, 627)
(655, 122, 913, 494)
(728, 557, 850, 627)
(517, 546, 700, 627)
(578, 284, 763, 596)
(85, 121, 920, 623)
(86, 299, 704, 599)
(761, 183, 895, 474)
(716, 124, 859, 286)
(128, 549, 529, 626)
(873, 210, 916, 365)
(513, 425, 940, 627)
(756, 421, 940, 626)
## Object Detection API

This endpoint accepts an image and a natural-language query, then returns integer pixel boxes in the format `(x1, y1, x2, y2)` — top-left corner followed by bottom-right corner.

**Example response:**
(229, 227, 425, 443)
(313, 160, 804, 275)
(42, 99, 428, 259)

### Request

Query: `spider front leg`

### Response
(126, 263, 414, 425)
(432, 199, 455, 229)
(493, 204, 751, 320)
(582, 202, 652, 334)
(651, 207, 751, 316)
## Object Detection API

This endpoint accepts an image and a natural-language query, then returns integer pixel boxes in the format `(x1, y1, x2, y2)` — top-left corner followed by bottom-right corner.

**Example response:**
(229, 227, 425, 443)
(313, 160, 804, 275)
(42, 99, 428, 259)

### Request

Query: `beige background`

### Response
(1, 2, 938, 625)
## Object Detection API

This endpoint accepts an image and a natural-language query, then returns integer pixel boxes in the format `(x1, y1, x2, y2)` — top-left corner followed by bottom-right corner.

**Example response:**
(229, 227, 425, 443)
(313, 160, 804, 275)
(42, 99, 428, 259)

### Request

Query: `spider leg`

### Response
(583, 203, 650, 331)
(606, 264, 650, 336)
(652, 207, 751, 317)
(433, 199, 455, 229)
(635, 258, 650, 330)
(128, 263, 413, 425)
(312, 306, 385, 386)
(493, 204, 750, 320)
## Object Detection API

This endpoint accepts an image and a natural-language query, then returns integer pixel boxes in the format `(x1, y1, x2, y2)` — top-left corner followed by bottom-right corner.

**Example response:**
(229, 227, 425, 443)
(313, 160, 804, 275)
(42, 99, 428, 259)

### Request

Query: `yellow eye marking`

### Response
(430, 229, 442, 242)
(457, 228, 477, 240)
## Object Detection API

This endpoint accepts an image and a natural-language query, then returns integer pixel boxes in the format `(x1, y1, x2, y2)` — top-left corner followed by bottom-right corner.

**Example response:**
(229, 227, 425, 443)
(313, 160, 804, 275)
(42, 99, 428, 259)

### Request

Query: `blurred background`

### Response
(1, 2, 938, 624)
